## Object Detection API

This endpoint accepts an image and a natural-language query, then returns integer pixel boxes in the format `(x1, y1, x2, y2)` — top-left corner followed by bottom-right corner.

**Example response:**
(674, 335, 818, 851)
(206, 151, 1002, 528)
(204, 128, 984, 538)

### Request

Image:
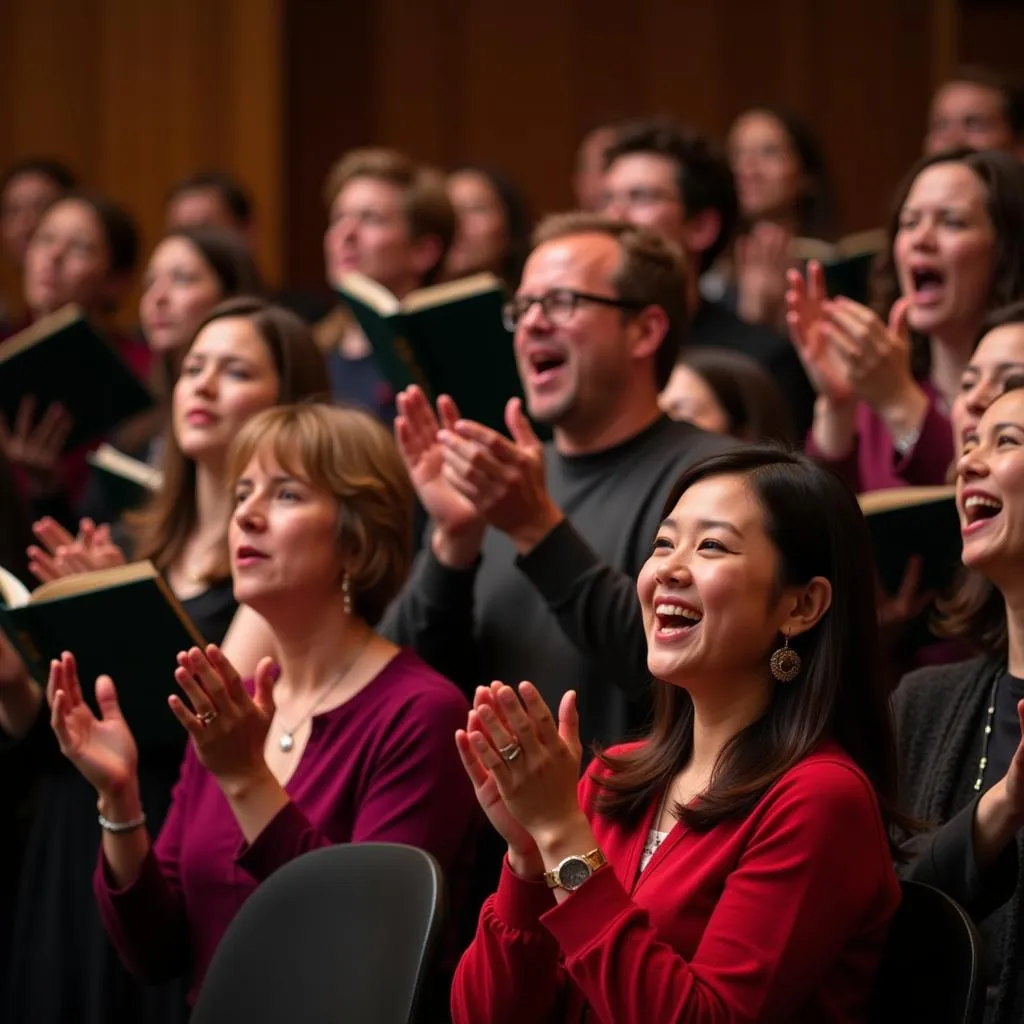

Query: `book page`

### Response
(0, 304, 83, 364)
(87, 444, 163, 490)
(859, 485, 956, 516)
(31, 560, 159, 603)
(400, 272, 503, 313)
(335, 272, 401, 316)
(0, 566, 31, 608)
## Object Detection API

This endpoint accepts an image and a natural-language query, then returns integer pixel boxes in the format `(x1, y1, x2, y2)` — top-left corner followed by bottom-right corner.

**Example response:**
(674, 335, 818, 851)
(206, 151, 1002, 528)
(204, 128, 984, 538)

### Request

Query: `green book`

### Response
(859, 486, 961, 595)
(0, 561, 205, 746)
(336, 271, 525, 434)
(792, 229, 887, 306)
(0, 305, 155, 451)
(86, 443, 163, 514)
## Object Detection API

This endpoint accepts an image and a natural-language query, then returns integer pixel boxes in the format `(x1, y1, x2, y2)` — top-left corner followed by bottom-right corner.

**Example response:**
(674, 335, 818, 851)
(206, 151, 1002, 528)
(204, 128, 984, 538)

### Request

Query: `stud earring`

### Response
(342, 572, 353, 616)
(770, 632, 801, 682)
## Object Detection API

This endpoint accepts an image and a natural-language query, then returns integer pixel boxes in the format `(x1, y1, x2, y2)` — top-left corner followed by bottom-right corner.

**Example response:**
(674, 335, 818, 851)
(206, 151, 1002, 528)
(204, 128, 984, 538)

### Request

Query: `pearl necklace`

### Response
(973, 673, 1001, 792)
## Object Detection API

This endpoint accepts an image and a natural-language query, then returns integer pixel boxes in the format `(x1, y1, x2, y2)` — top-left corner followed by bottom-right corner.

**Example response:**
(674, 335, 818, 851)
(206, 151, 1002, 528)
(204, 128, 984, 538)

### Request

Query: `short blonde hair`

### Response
(226, 403, 414, 625)
(323, 147, 455, 285)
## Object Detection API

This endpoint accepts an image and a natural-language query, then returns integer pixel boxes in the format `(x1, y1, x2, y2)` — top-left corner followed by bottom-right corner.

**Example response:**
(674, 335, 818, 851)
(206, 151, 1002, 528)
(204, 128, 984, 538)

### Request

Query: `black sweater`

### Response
(382, 415, 730, 749)
(894, 655, 1023, 1024)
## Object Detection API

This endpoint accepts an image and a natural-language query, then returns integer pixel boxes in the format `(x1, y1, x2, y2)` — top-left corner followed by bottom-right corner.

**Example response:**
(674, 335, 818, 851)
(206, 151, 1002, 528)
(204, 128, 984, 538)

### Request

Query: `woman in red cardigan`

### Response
(452, 445, 905, 1024)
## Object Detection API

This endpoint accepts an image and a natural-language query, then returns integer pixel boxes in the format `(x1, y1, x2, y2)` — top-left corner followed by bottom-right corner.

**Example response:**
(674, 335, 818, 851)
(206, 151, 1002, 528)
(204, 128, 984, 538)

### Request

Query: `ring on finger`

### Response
(197, 709, 218, 726)
(498, 742, 522, 763)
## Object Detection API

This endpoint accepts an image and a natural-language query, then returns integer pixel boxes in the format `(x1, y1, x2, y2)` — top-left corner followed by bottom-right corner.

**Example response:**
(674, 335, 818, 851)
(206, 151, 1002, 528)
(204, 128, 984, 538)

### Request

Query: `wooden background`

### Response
(1, 0, 1020, 313)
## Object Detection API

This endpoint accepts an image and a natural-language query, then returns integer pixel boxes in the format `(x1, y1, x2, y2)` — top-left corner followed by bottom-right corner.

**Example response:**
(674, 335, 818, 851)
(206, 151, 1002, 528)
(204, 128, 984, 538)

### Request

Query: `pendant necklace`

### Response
(277, 634, 373, 753)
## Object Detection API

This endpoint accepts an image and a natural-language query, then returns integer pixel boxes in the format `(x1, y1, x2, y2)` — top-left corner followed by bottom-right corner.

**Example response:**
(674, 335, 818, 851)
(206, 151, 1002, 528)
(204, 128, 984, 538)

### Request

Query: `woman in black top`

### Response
(895, 382, 1024, 1024)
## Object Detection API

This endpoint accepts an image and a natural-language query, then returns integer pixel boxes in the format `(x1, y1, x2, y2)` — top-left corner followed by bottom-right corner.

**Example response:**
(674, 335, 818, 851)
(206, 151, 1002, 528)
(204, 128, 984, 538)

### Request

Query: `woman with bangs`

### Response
(46, 403, 479, 1018)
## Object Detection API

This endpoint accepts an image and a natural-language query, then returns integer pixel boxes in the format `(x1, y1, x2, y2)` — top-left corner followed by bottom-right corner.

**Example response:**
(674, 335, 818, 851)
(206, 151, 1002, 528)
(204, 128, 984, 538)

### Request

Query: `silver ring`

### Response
(499, 742, 521, 763)
(197, 710, 218, 726)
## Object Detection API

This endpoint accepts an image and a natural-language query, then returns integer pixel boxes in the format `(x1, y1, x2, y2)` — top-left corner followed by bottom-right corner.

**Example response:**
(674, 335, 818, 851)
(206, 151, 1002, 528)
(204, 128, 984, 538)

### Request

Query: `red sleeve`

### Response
(93, 748, 195, 983)
(538, 761, 896, 1024)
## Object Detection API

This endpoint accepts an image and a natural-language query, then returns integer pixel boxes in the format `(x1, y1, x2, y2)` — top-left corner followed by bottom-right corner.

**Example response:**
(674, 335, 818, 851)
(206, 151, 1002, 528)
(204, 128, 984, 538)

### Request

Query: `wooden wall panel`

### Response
(283, 0, 959, 295)
(0, 0, 283, 322)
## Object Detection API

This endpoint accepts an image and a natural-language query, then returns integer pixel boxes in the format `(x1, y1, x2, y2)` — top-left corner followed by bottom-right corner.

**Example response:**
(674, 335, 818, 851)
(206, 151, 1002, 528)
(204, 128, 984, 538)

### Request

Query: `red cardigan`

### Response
(451, 742, 900, 1024)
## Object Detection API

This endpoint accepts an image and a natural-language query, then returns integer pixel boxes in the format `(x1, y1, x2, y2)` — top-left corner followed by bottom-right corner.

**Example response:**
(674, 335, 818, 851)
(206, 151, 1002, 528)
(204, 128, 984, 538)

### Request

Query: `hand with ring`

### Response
(170, 644, 280, 786)
(48, 651, 140, 804)
(459, 680, 583, 846)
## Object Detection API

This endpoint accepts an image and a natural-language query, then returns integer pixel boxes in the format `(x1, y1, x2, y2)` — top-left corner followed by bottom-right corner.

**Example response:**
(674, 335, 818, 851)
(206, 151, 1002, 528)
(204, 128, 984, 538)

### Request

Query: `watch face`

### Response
(558, 857, 592, 891)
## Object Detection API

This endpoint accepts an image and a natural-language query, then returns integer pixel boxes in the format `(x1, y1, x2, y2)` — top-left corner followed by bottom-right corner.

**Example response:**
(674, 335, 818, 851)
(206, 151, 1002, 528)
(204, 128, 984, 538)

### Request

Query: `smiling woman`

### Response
(452, 445, 906, 1024)
(895, 382, 1024, 1024)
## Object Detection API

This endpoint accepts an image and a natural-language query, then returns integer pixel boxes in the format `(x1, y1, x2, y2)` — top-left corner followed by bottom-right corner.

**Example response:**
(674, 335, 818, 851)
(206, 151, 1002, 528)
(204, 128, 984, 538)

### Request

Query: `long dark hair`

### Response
(872, 148, 1024, 378)
(595, 446, 909, 853)
(128, 298, 330, 579)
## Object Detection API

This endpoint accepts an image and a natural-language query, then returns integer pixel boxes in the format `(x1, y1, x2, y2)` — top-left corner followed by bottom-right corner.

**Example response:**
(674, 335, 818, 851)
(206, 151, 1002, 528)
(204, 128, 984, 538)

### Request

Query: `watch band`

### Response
(544, 848, 608, 891)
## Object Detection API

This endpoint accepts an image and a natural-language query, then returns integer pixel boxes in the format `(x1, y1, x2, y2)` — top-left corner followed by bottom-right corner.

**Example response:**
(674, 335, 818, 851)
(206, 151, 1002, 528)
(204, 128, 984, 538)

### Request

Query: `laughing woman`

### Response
(896, 382, 1024, 1024)
(452, 446, 903, 1024)
(789, 148, 1024, 495)
(49, 403, 479, 1017)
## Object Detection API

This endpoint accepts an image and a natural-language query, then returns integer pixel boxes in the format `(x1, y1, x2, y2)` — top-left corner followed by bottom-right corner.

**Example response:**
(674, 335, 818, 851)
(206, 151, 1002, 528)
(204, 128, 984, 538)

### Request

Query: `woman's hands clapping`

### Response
(456, 681, 583, 878)
(170, 645, 279, 789)
(29, 516, 126, 583)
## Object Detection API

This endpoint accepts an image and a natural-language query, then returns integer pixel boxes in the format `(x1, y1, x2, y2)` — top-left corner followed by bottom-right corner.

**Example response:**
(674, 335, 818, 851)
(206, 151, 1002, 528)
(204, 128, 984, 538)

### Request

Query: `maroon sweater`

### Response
(94, 648, 480, 1004)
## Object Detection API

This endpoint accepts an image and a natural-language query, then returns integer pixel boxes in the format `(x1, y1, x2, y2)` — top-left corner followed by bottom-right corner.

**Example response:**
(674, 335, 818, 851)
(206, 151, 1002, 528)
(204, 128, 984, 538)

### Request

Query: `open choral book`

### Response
(86, 443, 164, 514)
(858, 485, 961, 595)
(335, 271, 530, 435)
(0, 561, 204, 746)
(791, 228, 887, 306)
(0, 305, 155, 451)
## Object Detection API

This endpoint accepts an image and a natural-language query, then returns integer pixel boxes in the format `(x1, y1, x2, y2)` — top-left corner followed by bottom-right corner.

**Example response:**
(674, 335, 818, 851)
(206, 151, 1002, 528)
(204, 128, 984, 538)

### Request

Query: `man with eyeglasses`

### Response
(601, 119, 815, 435)
(383, 212, 729, 753)
(925, 65, 1024, 158)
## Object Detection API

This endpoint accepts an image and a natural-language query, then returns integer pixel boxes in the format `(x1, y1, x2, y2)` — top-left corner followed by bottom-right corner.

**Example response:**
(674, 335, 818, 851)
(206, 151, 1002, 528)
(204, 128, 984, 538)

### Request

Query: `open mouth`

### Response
(911, 267, 946, 301)
(528, 350, 567, 383)
(654, 602, 703, 639)
(962, 494, 1002, 526)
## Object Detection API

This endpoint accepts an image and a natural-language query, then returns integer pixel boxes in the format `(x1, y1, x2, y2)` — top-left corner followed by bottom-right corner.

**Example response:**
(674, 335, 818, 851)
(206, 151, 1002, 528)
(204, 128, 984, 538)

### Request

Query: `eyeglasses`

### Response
(502, 288, 645, 332)
(599, 187, 681, 212)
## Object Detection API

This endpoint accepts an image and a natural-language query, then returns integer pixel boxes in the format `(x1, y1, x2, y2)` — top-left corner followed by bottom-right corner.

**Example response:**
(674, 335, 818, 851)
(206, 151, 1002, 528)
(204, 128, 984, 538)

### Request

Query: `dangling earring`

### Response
(770, 632, 801, 682)
(342, 572, 353, 616)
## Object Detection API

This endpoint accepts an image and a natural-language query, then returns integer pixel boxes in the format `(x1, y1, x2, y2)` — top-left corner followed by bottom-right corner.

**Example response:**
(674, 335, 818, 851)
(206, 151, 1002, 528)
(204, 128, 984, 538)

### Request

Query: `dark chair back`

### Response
(191, 843, 444, 1024)
(869, 879, 985, 1024)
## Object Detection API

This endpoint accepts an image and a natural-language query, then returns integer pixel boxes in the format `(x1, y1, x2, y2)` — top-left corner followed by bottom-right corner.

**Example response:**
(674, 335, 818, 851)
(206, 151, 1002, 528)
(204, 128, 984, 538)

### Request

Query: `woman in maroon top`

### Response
(789, 148, 1024, 496)
(47, 402, 479, 1011)
(0, 191, 152, 522)
(452, 446, 905, 1023)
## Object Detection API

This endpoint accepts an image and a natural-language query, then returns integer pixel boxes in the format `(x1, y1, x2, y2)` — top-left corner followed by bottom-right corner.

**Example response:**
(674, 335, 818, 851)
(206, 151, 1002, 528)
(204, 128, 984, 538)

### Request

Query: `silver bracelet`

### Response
(98, 812, 147, 834)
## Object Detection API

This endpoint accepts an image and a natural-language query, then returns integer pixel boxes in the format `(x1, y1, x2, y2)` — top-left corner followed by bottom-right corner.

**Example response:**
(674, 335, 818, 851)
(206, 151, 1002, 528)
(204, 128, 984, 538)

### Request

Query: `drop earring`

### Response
(770, 632, 801, 682)
(342, 572, 353, 616)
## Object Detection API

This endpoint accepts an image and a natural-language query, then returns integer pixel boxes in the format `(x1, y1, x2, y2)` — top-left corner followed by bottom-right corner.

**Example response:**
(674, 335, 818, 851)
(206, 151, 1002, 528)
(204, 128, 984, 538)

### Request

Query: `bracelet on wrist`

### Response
(98, 811, 147, 834)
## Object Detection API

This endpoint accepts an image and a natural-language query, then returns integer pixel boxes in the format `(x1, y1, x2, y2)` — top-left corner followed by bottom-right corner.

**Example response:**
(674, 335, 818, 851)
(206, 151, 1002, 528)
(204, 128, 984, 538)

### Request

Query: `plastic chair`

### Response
(869, 879, 985, 1024)
(190, 843, 444, 1024)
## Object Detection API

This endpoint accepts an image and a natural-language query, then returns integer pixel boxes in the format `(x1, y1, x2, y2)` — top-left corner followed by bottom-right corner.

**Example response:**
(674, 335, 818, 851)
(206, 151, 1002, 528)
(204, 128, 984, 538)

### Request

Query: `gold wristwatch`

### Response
(544, 849, 608, 892)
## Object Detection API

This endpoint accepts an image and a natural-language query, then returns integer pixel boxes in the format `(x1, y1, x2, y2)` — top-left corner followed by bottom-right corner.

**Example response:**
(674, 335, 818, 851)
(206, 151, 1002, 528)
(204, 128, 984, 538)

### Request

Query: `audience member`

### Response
(951, 301, 1024, 451)
(1, 191, 151, 524)
(660, 346, 795, 444)
(47, 403, 478, 1017)
(317, 147, 455, 423)
(0, 158, 76, 324)
(384, 213, 729, 750)
(926, 66, 1024, 159)
(1, 298, 329, 1024)
(573, 122, 623, 213)
(452, 446, 903, 1023)
(165, 171, 255, 244)
(793, 148, 1024, 494)
(895, 382, 1024, 1024)
(726, 106, 837, 329)
(443, 165, 531, 288)
(602, 119, 815, 434)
